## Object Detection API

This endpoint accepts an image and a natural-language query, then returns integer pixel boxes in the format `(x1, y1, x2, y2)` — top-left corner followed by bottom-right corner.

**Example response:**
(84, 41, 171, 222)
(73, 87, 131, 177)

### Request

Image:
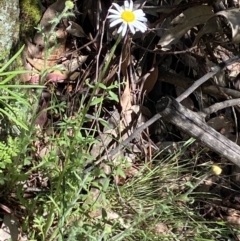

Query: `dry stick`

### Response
(133, 41, 198, 55)
(161, 71, 240, 99)
(176, 55, 240, 102)
(202, 98, 240, 116)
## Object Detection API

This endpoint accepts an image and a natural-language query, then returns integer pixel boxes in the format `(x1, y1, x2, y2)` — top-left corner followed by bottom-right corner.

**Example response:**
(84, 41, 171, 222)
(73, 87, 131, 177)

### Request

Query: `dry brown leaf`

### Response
(194, 9, 240, 45)
(103, 63, 119, 86)
(211, 46, 240, 80)
(153, 222, 169, 235)
(207, 115, 234, 135)
(193, 17, 221, 45)
(228, 62, 240, 79)
(90, 109, 121, 161)
(33, 0, 68, 48)
(66, 21, 88, 38)
(120, 78, 134, 140)
(157, 5, 213, 49)
(225, 216, 240, 227)
(30, 71, 68, 83)
(142, 54, 158, 94)
(25, 25, 68, 83)
(26, 57, 46, 71)
(64, 55, 88, 72)
(215, 9, 240, 43)
(120, 79, 132, 113)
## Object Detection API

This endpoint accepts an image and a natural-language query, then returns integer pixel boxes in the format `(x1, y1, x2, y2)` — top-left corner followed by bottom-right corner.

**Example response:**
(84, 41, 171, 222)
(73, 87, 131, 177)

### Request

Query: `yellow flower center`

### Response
(121, 10, 135, 22)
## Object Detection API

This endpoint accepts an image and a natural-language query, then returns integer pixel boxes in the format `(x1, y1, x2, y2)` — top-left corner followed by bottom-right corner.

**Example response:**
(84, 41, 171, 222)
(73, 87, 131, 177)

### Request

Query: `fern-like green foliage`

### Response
(0, 136, 19, 172)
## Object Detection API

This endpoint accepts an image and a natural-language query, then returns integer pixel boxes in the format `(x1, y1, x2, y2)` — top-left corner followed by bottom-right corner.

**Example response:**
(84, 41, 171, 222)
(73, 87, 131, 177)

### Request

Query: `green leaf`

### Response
(0, 87, 31, 107)
(116, 166, 126, 178)
(0, 108, 28, 130)
(108, 91, 119, 102)
(99, 119, 110, 129)
(90, 97, 103, 106)
(98, 83, 107, 90)
(102, 178, 110, 192)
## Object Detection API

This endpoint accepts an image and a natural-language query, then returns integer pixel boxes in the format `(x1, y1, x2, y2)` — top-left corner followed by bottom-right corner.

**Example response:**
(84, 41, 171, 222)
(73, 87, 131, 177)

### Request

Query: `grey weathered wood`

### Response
(156, 96, 240, 167)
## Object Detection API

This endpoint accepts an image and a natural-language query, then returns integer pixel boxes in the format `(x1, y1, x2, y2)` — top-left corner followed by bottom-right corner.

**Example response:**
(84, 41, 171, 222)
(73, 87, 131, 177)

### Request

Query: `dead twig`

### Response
(160, 71, 240, 99)
(202, 98, 240, 116)
(176, 55, 240, 102)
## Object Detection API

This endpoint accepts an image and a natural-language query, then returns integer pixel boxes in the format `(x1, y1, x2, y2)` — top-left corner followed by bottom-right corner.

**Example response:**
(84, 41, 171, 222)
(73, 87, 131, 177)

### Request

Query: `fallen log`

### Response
(156, 96, 240, 167)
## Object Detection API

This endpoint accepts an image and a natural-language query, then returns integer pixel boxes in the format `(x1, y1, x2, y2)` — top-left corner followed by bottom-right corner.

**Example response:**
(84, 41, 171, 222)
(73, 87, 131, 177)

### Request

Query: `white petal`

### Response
(110, 18, 123, 27)
(129, 0, 133, 11)
(133, 20, 147, 28)
(117, 24, 124, 33)
(107, 15, 121, 20)
(139, 26, 147, 33)
(128, 23, 136, 34)
(124, 0, 129, 9)
(122, 23, 128, 36)
(112, 3, 123, 12)
(136, 16, 148, 22)
(131, 21, 147, 32)
(117, 23, 124, 34)
(108, 9, 121, 15)
(134, 9, 146, 17)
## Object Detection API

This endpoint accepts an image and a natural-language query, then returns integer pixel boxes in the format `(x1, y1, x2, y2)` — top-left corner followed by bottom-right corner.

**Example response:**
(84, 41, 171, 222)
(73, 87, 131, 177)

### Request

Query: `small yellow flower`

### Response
(107, 0, 147, 37)
(211, 164, 222, 176)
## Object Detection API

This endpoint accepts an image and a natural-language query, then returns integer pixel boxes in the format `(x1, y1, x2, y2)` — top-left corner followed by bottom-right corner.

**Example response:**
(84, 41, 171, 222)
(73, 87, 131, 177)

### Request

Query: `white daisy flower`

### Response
(107, 0, 147, 37)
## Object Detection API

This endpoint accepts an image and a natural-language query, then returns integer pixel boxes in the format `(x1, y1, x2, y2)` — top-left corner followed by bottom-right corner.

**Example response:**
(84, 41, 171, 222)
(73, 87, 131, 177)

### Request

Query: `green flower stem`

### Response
(99, 34, 122, 82)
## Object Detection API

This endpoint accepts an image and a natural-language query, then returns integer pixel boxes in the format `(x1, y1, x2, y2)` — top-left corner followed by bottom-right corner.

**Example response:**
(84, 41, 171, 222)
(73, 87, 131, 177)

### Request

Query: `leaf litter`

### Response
(3, 0, 240, 240)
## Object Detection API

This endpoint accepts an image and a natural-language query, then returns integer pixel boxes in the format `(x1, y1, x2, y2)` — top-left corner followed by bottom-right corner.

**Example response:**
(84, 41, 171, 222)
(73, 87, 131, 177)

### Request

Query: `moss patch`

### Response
(19, 0, 42, 38)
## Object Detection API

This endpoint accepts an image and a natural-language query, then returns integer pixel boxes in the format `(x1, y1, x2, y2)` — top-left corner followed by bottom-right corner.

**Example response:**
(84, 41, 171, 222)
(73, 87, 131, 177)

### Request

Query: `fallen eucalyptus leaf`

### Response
(215, 8, 240, 43)
(157, 5, 213, 49)
(193, 17, 222, 46)
(66, 21, 88, 38)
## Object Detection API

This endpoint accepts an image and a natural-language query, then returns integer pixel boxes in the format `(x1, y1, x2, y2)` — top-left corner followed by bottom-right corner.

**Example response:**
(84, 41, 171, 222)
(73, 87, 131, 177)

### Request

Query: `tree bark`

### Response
(0, 1, 19, 58)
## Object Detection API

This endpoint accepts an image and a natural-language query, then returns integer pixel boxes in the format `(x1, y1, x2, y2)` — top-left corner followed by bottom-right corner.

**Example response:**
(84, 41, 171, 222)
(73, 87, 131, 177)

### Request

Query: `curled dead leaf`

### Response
(157, 5, 213, 49)
(33, 0, 68, 48)
(121, 79, 132, 113)
(215, 9, 240, 43)
(66, 21, 88, 38)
